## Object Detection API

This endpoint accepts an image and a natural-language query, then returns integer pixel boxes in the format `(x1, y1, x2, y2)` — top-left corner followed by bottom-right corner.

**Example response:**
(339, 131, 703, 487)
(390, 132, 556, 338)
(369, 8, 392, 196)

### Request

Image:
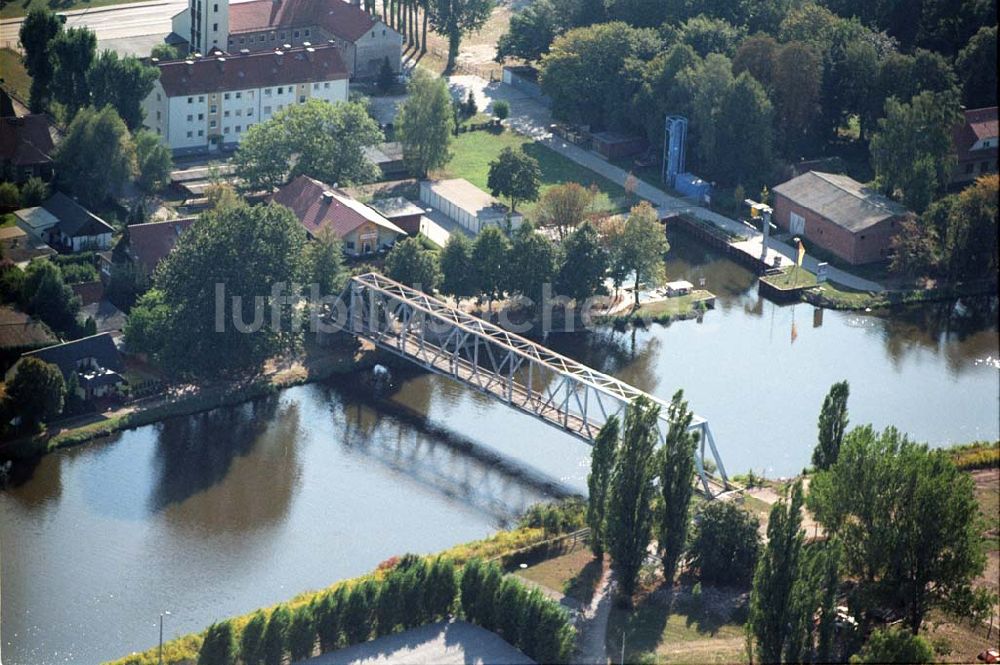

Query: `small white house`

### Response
(15, 193, 114, 252)
(419, 179, 524, 235)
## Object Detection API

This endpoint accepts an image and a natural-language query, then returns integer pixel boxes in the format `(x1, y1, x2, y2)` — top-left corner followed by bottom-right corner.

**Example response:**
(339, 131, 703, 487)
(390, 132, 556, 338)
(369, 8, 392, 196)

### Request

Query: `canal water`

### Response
(1, 230, 997, 664)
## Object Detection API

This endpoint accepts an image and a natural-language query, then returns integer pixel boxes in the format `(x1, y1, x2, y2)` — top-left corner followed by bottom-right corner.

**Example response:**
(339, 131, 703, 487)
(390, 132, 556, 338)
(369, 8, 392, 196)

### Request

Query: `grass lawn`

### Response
(607, 588, 748, 664)
(0, 48, 31, 101)
(760, 267, 818, 290)
(1, 0, 145, 19)
(515, 548, 604, 604)
(437, 129, 627, 220)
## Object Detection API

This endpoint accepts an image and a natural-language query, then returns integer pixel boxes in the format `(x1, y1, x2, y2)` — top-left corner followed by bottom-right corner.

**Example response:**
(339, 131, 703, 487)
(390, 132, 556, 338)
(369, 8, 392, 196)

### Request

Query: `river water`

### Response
(1, 230, 997, 664)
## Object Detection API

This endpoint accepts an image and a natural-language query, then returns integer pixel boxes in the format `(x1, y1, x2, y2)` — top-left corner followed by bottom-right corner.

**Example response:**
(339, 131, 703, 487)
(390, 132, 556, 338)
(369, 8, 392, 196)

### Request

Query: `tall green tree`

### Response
(239, 611, 267, 665)
(384, 237, 441, 292)
(6, 357, 65, 426)
(397, 69, 455, 178)
(55, 105, 137, 206)
(956, 25, 997, 108)
(197, 621, 236, 665)
(496, 0, 561, 63)
(555, 221, 608, 304)
(812, 380, 849, 470)
(747, 480, 806, 663)
(678, 14, 744, 57)
(943, 174, 999, 282)
(87, 50, 158, 130)
(654, 389, 699, 584)
(134, 129, 173, 194)
(506, 223, 556, 307)
(807, 425, 986, 634)
(586, 416, 618, 558)
(534, 182, 594, 240)
(471, 226, 510, 311)
(772, 41, 821, 156)
(23, 260, 81, 335)
(870, 91, 961, 212)
(261, 605, 291, 665)
(605, 396, 660, 602)
(486, 147, 541, 213)
(612, 201, 669, 305)
(304, 227, 347, 296)
(717, 72, 773, 187)
(51, 27, 96, 118)
(286, 605, 315, 661)
(427, 0, 495, 70)
(439, 232, 476, 304)
(19, 8, 63, 113)
(134, 202, 307, 377)
(234, 99, 382, 191)
(688, 501, 761, 588)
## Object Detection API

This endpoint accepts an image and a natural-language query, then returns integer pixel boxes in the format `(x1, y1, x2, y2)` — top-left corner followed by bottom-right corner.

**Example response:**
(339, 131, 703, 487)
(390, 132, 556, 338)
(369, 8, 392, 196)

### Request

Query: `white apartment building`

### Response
(142, 44, 349, 154)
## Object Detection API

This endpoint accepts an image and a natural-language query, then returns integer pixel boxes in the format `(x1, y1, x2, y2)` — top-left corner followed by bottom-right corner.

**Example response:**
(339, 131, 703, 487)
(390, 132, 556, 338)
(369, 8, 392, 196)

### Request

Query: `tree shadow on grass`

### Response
(564, 556, 604, 605)
(606, 587, 674, 662)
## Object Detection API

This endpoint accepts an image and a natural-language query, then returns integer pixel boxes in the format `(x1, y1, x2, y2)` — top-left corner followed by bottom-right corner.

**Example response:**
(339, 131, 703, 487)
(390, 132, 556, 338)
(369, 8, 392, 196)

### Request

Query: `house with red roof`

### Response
(272, 174, 405, 255)
(171, 0, 401, 79)
(123, 217, 197, 276)
(951, 107, 998, 186)
(142, 43, 349, 154)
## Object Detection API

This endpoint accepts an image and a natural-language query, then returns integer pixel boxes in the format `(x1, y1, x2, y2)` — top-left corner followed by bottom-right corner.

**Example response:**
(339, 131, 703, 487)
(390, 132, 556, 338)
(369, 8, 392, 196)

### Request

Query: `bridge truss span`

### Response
(347, 273, 730, 496)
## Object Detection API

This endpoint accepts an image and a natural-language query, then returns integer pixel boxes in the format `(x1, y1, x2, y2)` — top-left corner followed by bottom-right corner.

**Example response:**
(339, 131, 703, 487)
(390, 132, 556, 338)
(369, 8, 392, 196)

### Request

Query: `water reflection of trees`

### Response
(665, 229, 757, 309)
(546, 328, 663, 394)
(877, 297, 999, 375)
(317, 381, 568, 528)
(149, 397, 301, 531)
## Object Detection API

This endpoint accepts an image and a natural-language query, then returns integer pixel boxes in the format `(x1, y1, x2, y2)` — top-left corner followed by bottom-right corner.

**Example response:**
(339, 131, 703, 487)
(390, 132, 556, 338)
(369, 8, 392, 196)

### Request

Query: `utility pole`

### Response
(158, 611, 171, 665)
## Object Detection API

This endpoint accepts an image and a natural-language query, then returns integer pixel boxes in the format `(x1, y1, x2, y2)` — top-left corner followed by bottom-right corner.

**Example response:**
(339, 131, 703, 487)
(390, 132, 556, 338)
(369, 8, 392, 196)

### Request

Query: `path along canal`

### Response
(1, 229, 996, 664)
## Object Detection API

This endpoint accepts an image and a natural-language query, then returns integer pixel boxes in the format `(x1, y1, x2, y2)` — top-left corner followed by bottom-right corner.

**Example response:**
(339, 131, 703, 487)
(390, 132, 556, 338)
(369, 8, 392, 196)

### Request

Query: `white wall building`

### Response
(419, 179, 525, 235)
(143, 44, 349, 154)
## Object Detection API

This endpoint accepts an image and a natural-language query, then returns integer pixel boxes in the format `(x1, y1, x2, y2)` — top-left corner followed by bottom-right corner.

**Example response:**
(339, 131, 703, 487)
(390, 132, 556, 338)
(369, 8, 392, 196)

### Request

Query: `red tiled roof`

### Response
(71, 280, 105, 306)
(953, 107, 999, 162)
(229, 0, 378, 42)
(0, 115, 55, 167)
(127, 217, 196, 272)
(157, 44, 348, 97)
(271, 175, 405, 238)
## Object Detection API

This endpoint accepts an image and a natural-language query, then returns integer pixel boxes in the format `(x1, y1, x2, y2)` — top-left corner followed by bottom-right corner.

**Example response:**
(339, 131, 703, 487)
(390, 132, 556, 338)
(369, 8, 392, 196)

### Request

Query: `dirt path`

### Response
(576, 563, 614, 664)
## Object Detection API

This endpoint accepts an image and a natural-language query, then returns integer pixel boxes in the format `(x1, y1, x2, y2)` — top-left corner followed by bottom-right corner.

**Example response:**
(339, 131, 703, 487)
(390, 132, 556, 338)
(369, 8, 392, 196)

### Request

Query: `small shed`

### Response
(363, 142, 408, 180)
(419, 179, 523, 234)
(369, 197, 425, 235)
(591, 132, 646, 160)
(665, 280, 693, 297)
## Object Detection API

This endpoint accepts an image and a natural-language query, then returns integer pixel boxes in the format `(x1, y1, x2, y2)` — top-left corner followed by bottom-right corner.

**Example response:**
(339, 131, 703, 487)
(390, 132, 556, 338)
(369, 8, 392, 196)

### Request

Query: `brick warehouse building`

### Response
(772, 171, 912, 265)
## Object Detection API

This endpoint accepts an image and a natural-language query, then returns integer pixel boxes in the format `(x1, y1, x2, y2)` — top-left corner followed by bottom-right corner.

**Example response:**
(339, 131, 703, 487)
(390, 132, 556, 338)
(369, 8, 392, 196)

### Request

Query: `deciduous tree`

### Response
(233, 99, 382, 191)
(535, 182, 593, 240)
(486, 147, 541, 213)
(689, 500, 761, 587)
(654, 389, 699, 584)
(439, 232, 476, 304)
(851, 628, 934, 663)
(55, 105, 137, 206)
(555, 221, 608, 304)
(471, 226, 510, 311)
(51, 27, 96, 119)
(427, 0, 495, 70)
(956, 26, 997, 108)
(396, 70, 455, 178)
(506, 223, 556, 307)
(612, 201, 668, 305)
(812, 380, 849, 470)
(384, 237, 441, 292)
(586, 416, 618, 558)
(6, 357, 65, 426)
(496, 0, 561, 62)
(87, 50, 159, 130)
(134, 129, 173, 194)
(605, 396, 659, 602)
(19, 8, 63, 113)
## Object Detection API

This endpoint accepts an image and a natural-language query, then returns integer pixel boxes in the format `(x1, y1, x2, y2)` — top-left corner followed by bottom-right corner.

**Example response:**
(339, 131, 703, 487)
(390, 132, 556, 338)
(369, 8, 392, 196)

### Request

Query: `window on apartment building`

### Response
(210, 120, 217, 128)
(247, 108, 253, 115)
(224, 127, 230, 134)
(240, 37, 245, 44)
(213, 23, 218, 31)
(210, 105, 217, 113)
(265, 88, 272, 95)
(235, 109, 242, 116)
(198, 95, 205, 102)
(270, 33, 276, 41)
(305, 29, 311, 36)
(277, 87, 283, 94)
(224, 92, 230, 100)
(187, 114, 193, 121)
(324, 82, 330, 89)
(313, 83, 319, 90)
(156, 128, 161, 135)
(293, 30, 300, 38)
(264, 105, 272, 114)
(236, 125, 242, 133)
(371, 31, 375, 37)
(259, 35, 266, 42)
(187, 131, 193, 138)
(299, 95, 306, 103)
(224, 110, 230, 117)
(198, 130, 204, 136)
(236, 92, 242, 98)
(187, 96, 193, 104)
(156, 93, 161, 101)
(198, 113, 204, 120)
(383, 29, 386, 35)
(156, 111, 161, 120)
(214, 3, 218, 10)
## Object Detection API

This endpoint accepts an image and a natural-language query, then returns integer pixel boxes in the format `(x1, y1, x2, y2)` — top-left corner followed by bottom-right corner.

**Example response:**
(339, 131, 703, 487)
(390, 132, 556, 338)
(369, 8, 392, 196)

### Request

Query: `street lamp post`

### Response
(158, 611, 171, 665)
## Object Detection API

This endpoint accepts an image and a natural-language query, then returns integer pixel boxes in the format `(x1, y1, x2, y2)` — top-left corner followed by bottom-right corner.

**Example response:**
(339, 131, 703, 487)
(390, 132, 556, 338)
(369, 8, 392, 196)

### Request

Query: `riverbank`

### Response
(802, 277, 999, 310)
(109, 503, 586, 665)
(0, 338, 377, 462)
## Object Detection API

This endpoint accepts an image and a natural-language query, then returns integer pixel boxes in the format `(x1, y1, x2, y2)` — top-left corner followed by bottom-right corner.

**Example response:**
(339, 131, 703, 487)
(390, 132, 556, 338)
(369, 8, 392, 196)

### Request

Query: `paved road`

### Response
(297, 620, 534, 665)
(1, 0, 184, 52)
(448, 75, 885, 294)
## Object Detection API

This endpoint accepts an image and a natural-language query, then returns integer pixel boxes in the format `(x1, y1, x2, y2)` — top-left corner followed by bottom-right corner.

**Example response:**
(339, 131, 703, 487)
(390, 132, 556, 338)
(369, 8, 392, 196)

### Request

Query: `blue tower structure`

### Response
(662, 115, 687, 187)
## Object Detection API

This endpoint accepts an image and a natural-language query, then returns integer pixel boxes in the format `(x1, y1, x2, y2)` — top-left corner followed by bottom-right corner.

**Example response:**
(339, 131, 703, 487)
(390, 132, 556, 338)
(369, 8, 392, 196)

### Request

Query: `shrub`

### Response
(493, 100, 510, 121)
(0, 182, 19, 208)
(286, 604, 315, 661)
(375, 572, 404, 636)
(342, 584, 373, 645)
(688, 500, 761, 588)
(19, 177, 49, 207)
(261, 605, 291, 665)
(459, 558, 485, 623)
(423, 557, 457, 620)
(197, 621, 236, 665)
(494, 576, 525, 643)
(314, 588, 345, 651)
(850, 628, 934, 663)
(239, 610, 266, 665)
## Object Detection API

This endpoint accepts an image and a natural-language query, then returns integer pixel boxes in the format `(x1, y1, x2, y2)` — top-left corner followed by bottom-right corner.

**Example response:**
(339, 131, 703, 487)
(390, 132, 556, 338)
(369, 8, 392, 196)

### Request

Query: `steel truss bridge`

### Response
(345, 273, 731, 496)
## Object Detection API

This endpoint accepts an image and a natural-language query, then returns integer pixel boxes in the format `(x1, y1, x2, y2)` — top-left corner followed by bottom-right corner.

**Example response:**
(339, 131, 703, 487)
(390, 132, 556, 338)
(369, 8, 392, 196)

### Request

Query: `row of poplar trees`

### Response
(585, 390, 700, 603)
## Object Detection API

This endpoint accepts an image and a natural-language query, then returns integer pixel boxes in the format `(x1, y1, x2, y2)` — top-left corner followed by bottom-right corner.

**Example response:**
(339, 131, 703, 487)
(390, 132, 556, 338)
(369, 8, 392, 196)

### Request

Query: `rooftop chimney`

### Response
(322, 191, 335, 203)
